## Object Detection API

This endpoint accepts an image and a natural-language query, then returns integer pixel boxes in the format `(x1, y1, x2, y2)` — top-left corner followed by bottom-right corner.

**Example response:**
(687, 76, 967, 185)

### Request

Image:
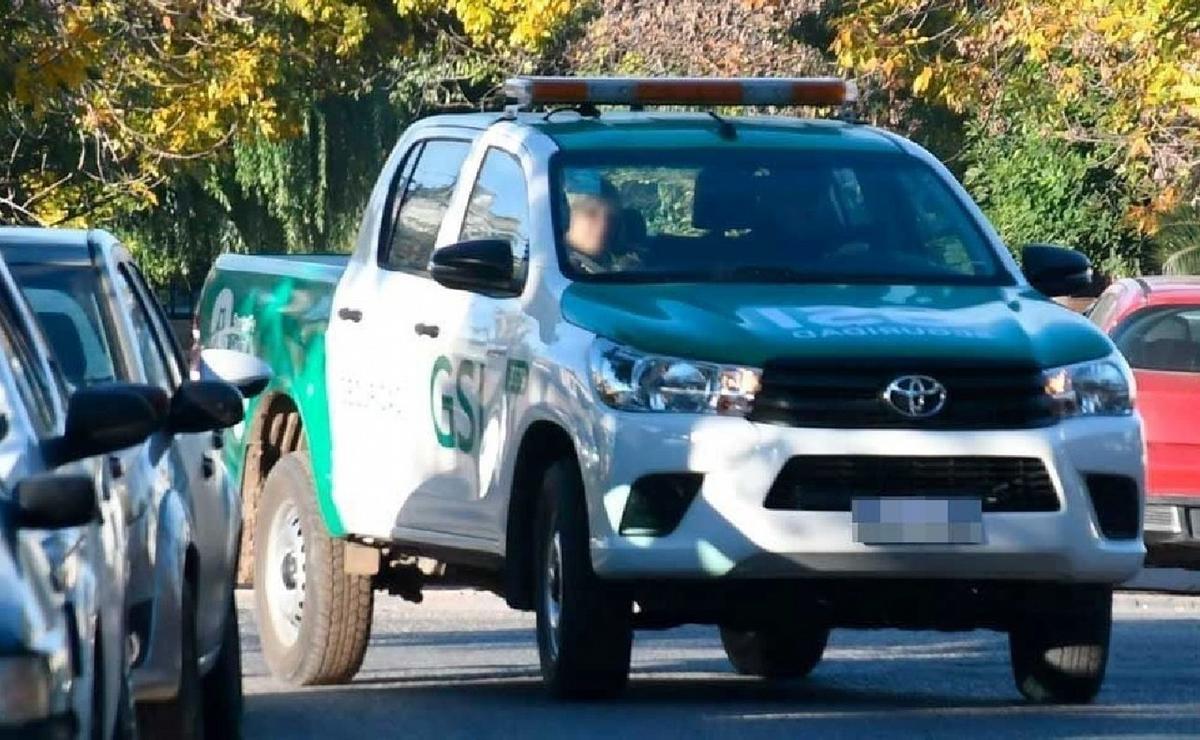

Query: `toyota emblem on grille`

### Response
(883, 375, 947, 418)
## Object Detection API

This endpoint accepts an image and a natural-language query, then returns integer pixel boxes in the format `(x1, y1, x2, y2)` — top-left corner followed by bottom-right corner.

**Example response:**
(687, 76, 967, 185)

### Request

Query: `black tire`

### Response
(533, 459, 633, 699)
(137, 579, 203, 740)
(89, 631, 106, 740)
(201, 594, 244, 740)
(1009, 584, 1113, 704)
(719, 622, 829, 680)
(113, 640, 138, 740)
(253, 453, 372, 686)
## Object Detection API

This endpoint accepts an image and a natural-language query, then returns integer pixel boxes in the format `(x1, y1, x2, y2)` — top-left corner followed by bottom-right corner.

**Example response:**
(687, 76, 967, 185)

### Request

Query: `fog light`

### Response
(1085, 475, 1140, 540)
(619, 473, 704, 537)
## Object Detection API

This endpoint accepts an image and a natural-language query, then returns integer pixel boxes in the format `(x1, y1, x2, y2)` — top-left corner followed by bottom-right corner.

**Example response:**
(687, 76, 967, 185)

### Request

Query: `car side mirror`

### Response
(1022, 244, 1093, 297)
(169, 381, 245, 434)
(43, 383, 167, 466)
(429, 239, 521, 297)
(198, 348, 272, 398)
(14, 473, 99, 529)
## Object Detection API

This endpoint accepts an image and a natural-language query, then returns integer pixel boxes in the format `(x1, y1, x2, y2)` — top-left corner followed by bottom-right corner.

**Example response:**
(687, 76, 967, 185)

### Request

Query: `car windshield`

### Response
(1114, 306, 1200, 373)
(7, 263, 120, 389)
(552, 149, 1007, 284)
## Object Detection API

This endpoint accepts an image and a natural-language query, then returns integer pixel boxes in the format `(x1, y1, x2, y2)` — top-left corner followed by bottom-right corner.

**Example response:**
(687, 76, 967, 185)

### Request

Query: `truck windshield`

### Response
(7, 263, 120, 388)
(552, 150, 1008, 284)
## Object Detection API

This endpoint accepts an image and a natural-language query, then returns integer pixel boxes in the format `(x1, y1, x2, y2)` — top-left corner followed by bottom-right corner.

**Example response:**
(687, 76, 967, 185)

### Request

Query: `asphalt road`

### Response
(238, 589, 1199, 739)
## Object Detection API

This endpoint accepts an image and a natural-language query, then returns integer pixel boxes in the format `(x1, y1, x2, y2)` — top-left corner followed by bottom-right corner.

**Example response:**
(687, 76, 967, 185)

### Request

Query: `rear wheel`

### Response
(719, 622, 829, 679)
(137, 579, 203, 739)
(533, 459, 633, 698)
(1009, 584, 1112, 704)
(202, 594, 244, 739)
(253, 453, 372, 685)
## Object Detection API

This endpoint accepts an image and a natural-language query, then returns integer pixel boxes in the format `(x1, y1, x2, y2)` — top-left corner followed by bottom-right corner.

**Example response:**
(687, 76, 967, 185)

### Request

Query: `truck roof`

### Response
(415, 111, 901, 153)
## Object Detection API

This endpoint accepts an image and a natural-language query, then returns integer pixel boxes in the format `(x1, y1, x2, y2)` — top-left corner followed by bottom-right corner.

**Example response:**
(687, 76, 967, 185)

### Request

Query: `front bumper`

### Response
(1144, 495, 1200, 567)
(585, 413, 1145, 584)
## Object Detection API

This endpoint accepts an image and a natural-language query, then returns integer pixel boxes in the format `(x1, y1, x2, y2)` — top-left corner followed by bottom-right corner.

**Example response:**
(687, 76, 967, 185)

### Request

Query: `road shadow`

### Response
(240, 615, 1200, 739)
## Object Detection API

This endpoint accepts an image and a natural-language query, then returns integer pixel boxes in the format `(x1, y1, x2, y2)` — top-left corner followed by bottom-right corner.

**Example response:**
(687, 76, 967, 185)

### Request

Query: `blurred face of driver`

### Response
(567, 193, 617, 259)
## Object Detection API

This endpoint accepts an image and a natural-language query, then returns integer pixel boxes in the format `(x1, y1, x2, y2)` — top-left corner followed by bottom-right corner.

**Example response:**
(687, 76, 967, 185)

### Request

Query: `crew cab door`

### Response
(412, 142, 534, 543)
(326, 132, 474, 539)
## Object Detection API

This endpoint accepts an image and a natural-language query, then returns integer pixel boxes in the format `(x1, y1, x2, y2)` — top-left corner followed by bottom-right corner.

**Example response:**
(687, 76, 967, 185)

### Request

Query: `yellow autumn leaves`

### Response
(833, 0, 1200, 232)
(2, 1, 581, 226)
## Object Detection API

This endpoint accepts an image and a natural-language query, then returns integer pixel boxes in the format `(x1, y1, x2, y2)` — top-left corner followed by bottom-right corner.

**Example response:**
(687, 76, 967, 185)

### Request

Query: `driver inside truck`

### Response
(563, 170, 640, 274)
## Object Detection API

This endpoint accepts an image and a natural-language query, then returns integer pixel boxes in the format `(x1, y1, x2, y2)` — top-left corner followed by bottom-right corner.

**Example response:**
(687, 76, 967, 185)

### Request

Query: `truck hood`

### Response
(560, 282, 1114, 368)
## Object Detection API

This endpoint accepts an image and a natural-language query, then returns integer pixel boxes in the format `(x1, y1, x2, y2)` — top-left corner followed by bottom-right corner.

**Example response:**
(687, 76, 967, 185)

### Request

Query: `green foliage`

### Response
(964, 125, 1148, 277)
(1155, 205, 1200, 275)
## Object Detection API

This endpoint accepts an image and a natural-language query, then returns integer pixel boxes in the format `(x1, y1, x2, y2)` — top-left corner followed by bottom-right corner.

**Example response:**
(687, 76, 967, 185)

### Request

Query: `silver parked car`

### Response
(0, 249, 164, 739)
(0, 228, 267, 739)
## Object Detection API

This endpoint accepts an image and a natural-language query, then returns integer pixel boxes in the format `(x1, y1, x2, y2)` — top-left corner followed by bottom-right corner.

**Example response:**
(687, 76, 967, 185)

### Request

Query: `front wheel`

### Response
(253, 453, 372, 686)
(202, 593, 244, 739)
(1009, 584, 1113, 704)
(719, 622, 829, 680)
(534, 459, 633, 698)
(137, 579, 203, 739)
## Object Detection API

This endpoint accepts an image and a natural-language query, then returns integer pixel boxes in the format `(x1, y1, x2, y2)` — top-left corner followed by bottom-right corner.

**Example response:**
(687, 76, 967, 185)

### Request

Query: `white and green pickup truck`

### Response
(197, 77, 1145, 702)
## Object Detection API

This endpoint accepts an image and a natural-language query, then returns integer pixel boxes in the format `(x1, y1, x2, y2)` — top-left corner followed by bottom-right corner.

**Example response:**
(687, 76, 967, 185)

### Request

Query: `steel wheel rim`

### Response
(543, 528, 564, 661)
(265, 499, 305, 646)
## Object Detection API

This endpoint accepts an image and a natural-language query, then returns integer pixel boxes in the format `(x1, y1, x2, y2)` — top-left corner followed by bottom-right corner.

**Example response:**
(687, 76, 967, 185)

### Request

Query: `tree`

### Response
(831, 0, 1200, 270)
(0, 0, 584, 286)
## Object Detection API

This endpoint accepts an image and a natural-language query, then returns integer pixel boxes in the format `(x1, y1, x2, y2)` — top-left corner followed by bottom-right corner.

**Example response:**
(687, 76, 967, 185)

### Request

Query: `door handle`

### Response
(201, 454, 216, 480)
(337, 307, 363, 322)
(414, 323, 440, 338)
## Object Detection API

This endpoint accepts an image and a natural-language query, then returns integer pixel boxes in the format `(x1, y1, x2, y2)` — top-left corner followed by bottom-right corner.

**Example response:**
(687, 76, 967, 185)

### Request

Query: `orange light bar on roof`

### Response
(503, 76, 858, 110)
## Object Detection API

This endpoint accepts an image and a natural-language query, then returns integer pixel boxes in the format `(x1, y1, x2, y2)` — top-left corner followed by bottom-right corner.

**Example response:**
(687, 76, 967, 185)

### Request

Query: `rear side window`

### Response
(457, 148, 530, 289)
(381, 139, 472, 273)
(1114, 306, 1200, 373)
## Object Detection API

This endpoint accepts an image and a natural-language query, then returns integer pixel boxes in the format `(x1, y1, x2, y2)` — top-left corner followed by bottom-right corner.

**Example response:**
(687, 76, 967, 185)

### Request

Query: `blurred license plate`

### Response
(852, 498, 983, 544)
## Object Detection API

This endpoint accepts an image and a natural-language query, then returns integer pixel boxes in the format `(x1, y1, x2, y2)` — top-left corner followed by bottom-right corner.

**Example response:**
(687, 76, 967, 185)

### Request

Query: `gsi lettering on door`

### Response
(430, 355, 483, 453)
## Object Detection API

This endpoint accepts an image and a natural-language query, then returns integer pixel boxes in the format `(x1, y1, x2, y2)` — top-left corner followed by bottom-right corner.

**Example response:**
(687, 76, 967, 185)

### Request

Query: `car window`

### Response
(1087, 289, 1122, 328)
(0, 288, 58, 436)
(115, 266, 174, 390)
(8, 263, 122, 389)
(553, 149, 1006, 284)
(456, 147, 530, 289)
(381, 139, 472, 273)
(124, 263, 185, 383)
(1113, 306, 1200, 373)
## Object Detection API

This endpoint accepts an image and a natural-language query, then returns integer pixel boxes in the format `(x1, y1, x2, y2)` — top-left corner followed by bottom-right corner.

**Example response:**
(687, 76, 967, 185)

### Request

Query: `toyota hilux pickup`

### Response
(197, 77, 1146, 703)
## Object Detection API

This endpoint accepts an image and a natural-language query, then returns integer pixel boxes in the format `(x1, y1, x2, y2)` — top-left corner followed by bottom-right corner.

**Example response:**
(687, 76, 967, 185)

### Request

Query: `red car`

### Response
(1090, 276, 1200, 566)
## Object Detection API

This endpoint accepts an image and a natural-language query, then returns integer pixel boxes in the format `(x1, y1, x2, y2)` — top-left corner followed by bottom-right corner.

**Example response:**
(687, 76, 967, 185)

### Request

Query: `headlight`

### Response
(0, 654, 52, 725)
(1042, 358, 1133, 417)
(589, 338, 761, 415)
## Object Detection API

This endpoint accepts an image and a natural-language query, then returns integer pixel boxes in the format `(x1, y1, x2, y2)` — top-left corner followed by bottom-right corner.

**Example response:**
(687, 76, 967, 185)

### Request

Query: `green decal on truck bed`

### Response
(201, 254, 348, 537)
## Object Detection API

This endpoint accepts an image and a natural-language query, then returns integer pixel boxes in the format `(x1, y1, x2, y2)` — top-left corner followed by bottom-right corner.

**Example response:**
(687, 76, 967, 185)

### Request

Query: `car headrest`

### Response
(620, 207, 647, 245)
(38, 311, 88, 385)
(692, 167, 759, 231)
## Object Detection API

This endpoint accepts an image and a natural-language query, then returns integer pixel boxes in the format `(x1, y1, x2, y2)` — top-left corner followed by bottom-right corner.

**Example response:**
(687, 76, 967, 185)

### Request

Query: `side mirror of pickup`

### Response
(168, 381, 245, 434)
(1022, 244, 1093, 298)
(429, 239, 521, 297)
(14, 473, 99, 529)
(43, 383, 167, 466)
(198, 348, 272, 398)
